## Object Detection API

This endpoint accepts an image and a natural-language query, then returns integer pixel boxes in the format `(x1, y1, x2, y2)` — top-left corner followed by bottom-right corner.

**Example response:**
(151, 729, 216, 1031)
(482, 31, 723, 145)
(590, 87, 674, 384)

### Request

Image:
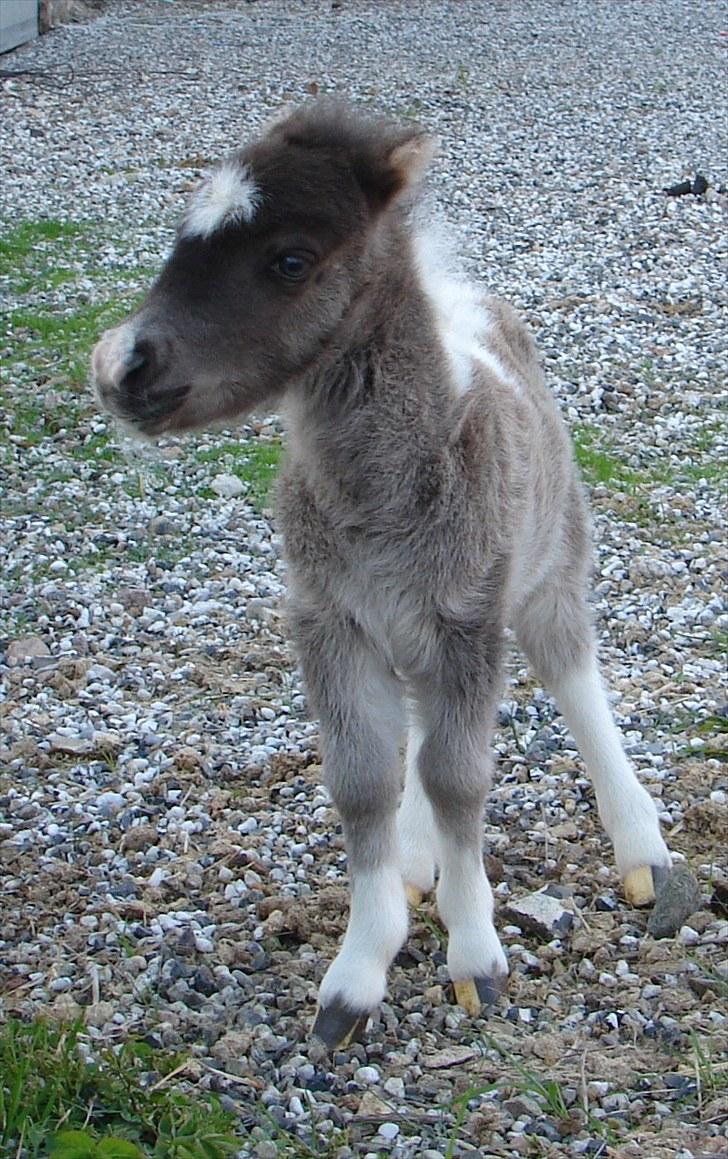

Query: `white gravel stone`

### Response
(211, 474, 245, 498)
(354, 1066, 380, 1085)
(378, 1122, 400, 1141)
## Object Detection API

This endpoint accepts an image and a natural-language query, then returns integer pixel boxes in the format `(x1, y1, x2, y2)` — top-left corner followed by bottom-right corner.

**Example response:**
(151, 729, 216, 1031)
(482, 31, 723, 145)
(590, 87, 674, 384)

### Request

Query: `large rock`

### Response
(6, 636, 51, 666)
(647, 864, 702, 939)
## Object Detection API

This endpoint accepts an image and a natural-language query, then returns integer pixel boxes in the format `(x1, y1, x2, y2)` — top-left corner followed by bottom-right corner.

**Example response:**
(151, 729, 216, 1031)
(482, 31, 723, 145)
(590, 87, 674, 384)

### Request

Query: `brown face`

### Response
(91, 105, 433, 437)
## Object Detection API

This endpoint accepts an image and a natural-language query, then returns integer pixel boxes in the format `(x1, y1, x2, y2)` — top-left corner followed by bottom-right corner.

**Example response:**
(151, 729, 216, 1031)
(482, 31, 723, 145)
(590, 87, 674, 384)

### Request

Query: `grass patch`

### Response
(1, 218, 153, 451)
(0, 1018, 241, 1158)
(2, 396, 84, 447)
(0, 237, 138, 464)
(665, 709, 728, 762)
(691, 1029, 728, 1100)
(572, 425, 641, 492)
(445, 1081, 498, 1159)
(1, 264, 143, 457)
(0, 219, 84, 272)
(418, 911, 448, 950)
(7, 298, 139, 391)
(571, 420, 727, 524)
(195, 438, 283, 510)
(479, 1034, 618, 1146)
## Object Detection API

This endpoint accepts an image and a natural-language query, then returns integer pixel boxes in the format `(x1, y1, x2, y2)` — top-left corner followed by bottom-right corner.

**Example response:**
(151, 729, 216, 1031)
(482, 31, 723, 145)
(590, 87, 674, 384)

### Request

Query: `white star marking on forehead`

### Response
(182, 159, 261, 239)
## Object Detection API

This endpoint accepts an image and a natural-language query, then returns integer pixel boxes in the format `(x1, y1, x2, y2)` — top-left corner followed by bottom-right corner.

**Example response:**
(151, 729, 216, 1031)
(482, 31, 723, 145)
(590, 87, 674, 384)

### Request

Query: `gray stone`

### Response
(48, 733, 93, 756)
(6, 636, 51, 665)
(148, 515, 177, 537)
(96, 791, 126, 817)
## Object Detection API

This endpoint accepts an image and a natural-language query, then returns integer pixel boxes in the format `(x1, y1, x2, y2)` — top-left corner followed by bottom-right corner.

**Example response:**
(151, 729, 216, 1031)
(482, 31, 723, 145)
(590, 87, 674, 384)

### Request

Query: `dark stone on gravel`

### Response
(595, 893, 618, 911)
(710, 881, 728, 917)
(644, 1018, 684, 1046)
(663, 1073, 697, 1095)
(193, 965, 218, 995)
(664, 178, 694, 196)
(524, 1117, 562, 1141)
(692, 173, 709, 194)
(164, 958, 193, 983)
(305, 1071, 336, 1092)
(542, 883, 574, 899)
(108, 879, 138, 898)
(175, 927, 198, 957)
(148, 516, 177, 536)
(250, 950, 272, 972)
(647, 864, 702, 938)
(663, 173, 709, 196)
(180, 987, 205, 1010)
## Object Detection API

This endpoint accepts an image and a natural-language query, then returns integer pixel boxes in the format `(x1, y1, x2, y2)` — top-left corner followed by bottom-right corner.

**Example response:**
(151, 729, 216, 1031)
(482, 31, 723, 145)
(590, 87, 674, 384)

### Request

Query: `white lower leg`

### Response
(397, 721, 438, 895)
(551, 660, 671, 876)
(318, 865, 408, 1012)
(436, 834, 507, 984)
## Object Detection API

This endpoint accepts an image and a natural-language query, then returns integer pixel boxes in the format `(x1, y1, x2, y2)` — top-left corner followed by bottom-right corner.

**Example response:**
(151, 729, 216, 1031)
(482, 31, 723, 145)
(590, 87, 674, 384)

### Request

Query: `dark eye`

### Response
(271, 252, 313, 282)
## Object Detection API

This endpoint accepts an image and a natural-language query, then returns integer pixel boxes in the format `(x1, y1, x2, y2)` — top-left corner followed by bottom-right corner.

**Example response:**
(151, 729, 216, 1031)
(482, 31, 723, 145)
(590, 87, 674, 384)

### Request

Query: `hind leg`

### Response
(515, 571, 671, 905)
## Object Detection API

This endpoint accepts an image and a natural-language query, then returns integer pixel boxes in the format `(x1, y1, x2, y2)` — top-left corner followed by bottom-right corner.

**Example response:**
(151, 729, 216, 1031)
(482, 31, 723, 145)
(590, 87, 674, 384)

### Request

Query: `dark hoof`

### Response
(624, 864, 671, 908)
(453, 973, 508, 1016)
(312, 1002, 370, 1049)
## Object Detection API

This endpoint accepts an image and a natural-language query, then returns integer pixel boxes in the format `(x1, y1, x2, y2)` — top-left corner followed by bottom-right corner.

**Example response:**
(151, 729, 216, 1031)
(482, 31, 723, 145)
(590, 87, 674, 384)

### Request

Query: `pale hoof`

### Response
(405, 883, 424, 907)
(312, 1002, 370, 1049)
(452, 974, 508, 1016)
(624, 864, 670, 907)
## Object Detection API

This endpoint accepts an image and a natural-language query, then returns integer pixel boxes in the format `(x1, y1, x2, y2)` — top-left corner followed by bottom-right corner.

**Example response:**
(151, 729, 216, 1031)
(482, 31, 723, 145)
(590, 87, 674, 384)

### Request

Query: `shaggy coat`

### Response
(92, 104, 671, 1045)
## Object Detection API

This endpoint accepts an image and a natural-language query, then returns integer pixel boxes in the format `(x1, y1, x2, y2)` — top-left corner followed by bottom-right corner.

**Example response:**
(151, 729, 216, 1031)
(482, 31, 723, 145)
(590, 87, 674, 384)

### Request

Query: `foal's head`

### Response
(92, 104, 434, 436)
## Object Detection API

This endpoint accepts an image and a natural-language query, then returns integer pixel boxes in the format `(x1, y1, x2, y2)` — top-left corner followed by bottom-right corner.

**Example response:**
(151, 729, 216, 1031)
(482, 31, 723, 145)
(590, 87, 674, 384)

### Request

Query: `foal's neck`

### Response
(292, 247, 451, 440)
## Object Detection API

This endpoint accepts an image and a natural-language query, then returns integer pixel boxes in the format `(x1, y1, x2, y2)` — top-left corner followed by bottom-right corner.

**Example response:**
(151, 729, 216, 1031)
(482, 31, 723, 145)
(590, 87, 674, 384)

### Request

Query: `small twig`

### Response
(542, 804, 550, 864)
(147, 1058, 190, 1092)
(579, 1049, 590, 1118)
(197, 1059, 265, 1089)
(573, 903, 592, 934)
(89, 962, 100, 1006)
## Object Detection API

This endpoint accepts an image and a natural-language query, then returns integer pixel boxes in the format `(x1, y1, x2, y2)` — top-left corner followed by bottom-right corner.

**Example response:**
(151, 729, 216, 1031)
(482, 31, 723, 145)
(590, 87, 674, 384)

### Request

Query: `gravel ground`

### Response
(1, 2, 727, 1157)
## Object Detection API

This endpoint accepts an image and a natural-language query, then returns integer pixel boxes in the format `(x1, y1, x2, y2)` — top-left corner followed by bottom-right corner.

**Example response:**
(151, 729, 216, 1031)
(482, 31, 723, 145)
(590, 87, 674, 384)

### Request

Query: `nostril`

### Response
(125, 346, 148, 375)
(119, 340, 158, 396)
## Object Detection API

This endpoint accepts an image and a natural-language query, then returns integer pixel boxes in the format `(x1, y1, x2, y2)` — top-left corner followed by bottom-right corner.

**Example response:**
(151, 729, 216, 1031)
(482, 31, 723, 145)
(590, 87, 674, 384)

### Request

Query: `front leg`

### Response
(417, 712, 509, 1014)
(289, 602, 408, 1048)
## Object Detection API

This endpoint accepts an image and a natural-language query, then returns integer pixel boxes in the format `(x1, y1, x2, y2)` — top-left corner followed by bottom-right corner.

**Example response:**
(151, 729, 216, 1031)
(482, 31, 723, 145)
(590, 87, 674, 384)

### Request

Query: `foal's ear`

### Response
(358, 130, 438, 211)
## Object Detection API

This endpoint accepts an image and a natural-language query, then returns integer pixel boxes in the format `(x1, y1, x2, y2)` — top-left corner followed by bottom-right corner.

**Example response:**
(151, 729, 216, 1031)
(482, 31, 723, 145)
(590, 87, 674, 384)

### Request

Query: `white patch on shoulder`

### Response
(412, 225, 518, 397)
(182, 159, 260, 240)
